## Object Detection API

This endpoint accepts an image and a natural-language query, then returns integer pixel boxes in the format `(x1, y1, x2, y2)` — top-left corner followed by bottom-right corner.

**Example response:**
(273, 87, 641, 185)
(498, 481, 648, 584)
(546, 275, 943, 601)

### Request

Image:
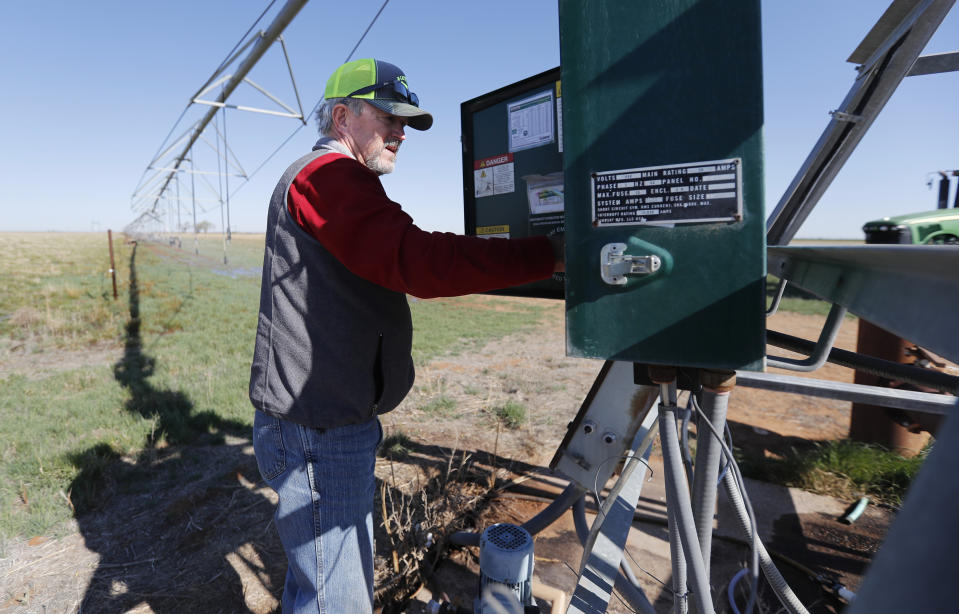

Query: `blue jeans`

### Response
(253, 411, 383, 613)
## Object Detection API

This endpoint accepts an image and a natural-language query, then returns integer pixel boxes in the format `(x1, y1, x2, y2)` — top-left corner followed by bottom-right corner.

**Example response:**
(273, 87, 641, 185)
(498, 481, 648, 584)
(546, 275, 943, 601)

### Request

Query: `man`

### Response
(249, 58, 562, 613)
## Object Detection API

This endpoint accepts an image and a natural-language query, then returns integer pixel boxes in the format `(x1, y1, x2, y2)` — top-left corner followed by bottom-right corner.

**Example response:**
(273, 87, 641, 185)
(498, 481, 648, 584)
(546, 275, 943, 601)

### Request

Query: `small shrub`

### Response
(421, 396, 456, 416)
(493, 401, 526, 429)
(379, 432, 415, 459)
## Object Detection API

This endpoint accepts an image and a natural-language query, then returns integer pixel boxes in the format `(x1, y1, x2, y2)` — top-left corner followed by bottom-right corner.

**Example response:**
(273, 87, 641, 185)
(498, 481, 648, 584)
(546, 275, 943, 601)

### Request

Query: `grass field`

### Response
(0, 232, 545, 541)
(0, 232, 914, 544)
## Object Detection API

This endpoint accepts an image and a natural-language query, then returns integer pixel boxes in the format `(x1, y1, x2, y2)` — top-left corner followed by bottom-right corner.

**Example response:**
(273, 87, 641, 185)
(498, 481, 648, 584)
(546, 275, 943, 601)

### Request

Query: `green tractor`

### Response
(862, 208, 959, 244)
(863, 170, 959, 245)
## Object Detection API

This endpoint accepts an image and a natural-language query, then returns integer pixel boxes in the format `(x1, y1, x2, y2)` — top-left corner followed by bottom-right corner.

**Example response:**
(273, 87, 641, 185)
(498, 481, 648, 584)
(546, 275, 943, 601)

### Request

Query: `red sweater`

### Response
(287, 154, 555, 299)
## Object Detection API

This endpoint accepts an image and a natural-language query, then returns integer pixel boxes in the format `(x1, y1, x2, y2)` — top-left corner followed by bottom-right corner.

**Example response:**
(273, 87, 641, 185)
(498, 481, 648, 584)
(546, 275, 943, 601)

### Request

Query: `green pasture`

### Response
(0, 232, 543, 540)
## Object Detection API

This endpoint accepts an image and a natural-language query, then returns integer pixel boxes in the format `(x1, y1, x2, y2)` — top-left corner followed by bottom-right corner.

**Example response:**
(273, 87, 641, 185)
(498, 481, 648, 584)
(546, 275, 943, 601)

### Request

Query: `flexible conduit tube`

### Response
(571, 495, 658, 614)
(680, 406, 695, 487)
(690, 387, 730, 578)
(666, 493, 688, 614)
(727, 568, 750, 614)
(721, 471, 810, 614)
(521, 483, 587, 536)
(660, 403, 716, 614)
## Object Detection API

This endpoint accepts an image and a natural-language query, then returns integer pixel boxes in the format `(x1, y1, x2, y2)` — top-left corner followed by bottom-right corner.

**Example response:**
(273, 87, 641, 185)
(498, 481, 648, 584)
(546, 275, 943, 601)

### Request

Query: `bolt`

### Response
(603, 432, 617, 444)
(583, 421, 596, 435)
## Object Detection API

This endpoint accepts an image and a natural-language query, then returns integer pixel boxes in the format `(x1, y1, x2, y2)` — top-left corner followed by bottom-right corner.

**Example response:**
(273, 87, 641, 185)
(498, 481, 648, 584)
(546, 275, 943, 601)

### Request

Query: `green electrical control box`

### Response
(560, 0, 767, 371)
(461, 68, 565, 299)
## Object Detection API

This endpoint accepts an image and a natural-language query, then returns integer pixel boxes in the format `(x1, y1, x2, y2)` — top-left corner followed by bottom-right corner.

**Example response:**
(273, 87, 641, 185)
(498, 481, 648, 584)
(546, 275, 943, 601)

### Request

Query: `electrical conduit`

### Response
(721, 471, 810, 614)
(660, 402, 716, 614)
(691, 380, 732, 578)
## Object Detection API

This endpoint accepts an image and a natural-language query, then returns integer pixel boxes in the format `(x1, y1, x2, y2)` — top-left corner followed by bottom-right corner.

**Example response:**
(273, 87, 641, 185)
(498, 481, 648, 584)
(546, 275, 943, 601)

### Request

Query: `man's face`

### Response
(338, 103, 408, 175)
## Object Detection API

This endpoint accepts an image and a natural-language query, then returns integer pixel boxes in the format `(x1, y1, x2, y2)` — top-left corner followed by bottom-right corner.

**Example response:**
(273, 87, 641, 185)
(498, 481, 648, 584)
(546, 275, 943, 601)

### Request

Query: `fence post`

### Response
(108, 229, 118, 300)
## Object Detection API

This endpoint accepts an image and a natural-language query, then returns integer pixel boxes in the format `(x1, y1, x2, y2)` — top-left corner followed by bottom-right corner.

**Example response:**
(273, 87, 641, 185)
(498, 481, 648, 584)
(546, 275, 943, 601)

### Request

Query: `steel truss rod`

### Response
(908, 50, 959, 75)
(194, 72, 303, 118)
(206, 118, 249, 179)
(149, 166, 246, 178)
(766, 329, 959, 395)
(133, 121, 200, 200)
(192, 133, 247, 181)
(766, 0, 955, 245)
(136, 195, 222, 204)
(736, 371, 956, 415)
(146, 0, 309, 213)
(190, 33, 260, 105)
(148, 122, 198, 170)
(277, 35, 307, 124)
(192, 98, 304, 119)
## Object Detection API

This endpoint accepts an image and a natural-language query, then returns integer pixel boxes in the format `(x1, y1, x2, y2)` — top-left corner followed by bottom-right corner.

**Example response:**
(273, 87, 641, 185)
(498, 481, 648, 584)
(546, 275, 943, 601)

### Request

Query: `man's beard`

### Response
(364, 138, 401, 175)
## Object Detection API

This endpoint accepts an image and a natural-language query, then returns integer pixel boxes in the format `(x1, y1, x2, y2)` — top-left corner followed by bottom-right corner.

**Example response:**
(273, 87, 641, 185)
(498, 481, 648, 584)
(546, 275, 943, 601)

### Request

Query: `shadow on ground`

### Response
(67, 243, 280, 613)
(58, 248, 549, 613)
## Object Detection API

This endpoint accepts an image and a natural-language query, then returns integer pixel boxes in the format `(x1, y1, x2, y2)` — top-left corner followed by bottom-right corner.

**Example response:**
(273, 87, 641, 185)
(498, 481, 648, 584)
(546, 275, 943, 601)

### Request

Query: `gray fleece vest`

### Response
(249, 138, 414, 428)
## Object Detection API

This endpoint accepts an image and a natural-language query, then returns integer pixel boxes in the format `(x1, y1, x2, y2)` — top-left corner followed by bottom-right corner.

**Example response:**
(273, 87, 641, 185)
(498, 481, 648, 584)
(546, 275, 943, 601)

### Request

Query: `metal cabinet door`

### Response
(560, 0, 766, 371)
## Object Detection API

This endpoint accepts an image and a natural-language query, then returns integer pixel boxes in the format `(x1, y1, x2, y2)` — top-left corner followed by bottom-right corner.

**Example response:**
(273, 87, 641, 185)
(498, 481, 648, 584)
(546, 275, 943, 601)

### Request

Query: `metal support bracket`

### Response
(568, 410, 658, 614)
(767, 302, 848, 372)
(829, 110, 863, 123)
(600, 243, 661, 285)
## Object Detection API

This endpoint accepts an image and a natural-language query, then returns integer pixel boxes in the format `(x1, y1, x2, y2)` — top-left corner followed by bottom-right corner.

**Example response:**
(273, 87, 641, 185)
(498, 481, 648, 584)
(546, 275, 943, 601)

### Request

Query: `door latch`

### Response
(601, 243, 661, 285)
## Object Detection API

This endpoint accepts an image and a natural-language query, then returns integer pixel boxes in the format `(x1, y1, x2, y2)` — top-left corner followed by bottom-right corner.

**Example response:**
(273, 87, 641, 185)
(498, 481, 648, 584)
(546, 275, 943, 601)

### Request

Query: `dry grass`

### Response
(0, 232, 129, 358)
(373, 436, 498, 611)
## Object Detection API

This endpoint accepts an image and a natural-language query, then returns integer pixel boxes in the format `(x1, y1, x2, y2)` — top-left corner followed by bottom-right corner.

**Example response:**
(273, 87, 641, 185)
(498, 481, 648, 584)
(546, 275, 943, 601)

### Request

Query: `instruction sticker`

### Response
(523, 172, 564, 216)
(555, 80, 563, 153)
(474, 154, 515, 198)
(476, 224, 510, 239)
(591, 158, 742, 226)
(508, 89, 554, 152)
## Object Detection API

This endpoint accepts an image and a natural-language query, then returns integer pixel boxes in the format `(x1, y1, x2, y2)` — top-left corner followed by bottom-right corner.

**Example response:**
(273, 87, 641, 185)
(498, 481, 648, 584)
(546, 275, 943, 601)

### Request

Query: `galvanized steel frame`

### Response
(766, 0, 956, 246)
(129, 0, 309, 230)
(768, 244, 959, 363)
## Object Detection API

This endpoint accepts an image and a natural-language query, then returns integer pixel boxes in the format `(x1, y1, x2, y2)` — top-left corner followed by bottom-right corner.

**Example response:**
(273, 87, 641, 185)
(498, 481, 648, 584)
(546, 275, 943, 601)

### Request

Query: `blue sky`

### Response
(1, 1, 956, 239)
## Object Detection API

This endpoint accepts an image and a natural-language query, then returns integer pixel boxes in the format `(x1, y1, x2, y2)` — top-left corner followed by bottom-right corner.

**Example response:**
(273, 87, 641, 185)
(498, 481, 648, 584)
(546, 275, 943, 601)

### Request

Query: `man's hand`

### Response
(548, 233, 565, 273)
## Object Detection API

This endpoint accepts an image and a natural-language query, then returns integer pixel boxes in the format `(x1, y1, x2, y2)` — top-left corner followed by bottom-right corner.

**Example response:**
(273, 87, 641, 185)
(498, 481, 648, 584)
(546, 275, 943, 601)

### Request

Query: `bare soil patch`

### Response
(0, 300, 903, 613)
(0, 340, 119, 380)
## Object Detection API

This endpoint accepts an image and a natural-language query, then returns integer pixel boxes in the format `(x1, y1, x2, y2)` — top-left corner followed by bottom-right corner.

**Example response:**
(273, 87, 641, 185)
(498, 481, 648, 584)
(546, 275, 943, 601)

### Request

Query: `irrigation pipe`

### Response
(521, 482, 587, 536)
(447, 482, 586, 548)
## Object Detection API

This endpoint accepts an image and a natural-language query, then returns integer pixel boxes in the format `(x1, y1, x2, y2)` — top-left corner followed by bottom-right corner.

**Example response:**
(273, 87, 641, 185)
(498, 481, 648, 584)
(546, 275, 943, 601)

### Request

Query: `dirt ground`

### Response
(0, 299, 927, 613)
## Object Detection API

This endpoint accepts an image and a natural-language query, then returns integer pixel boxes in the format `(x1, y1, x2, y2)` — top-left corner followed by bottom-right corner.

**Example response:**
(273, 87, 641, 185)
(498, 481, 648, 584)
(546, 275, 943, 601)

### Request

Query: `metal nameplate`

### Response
(591, 158, 742, 227)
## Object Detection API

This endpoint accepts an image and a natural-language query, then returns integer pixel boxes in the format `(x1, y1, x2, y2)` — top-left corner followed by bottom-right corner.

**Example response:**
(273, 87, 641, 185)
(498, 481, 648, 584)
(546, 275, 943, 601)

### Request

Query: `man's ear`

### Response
(331, 103, 352, 135)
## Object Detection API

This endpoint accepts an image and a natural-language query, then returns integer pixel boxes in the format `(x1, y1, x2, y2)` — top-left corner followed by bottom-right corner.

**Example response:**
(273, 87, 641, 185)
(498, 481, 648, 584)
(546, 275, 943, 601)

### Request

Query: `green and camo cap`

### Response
(324, 59, 433, 131)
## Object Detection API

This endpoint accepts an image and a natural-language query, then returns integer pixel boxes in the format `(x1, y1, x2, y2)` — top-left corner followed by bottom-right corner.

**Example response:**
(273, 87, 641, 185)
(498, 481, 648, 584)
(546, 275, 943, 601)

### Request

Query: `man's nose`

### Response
(393, 121, 406, 139)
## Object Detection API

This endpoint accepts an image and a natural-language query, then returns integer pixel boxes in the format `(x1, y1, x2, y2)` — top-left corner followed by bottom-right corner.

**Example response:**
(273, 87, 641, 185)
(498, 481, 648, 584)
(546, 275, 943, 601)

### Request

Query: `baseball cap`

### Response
(324, 58, 433, 131)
